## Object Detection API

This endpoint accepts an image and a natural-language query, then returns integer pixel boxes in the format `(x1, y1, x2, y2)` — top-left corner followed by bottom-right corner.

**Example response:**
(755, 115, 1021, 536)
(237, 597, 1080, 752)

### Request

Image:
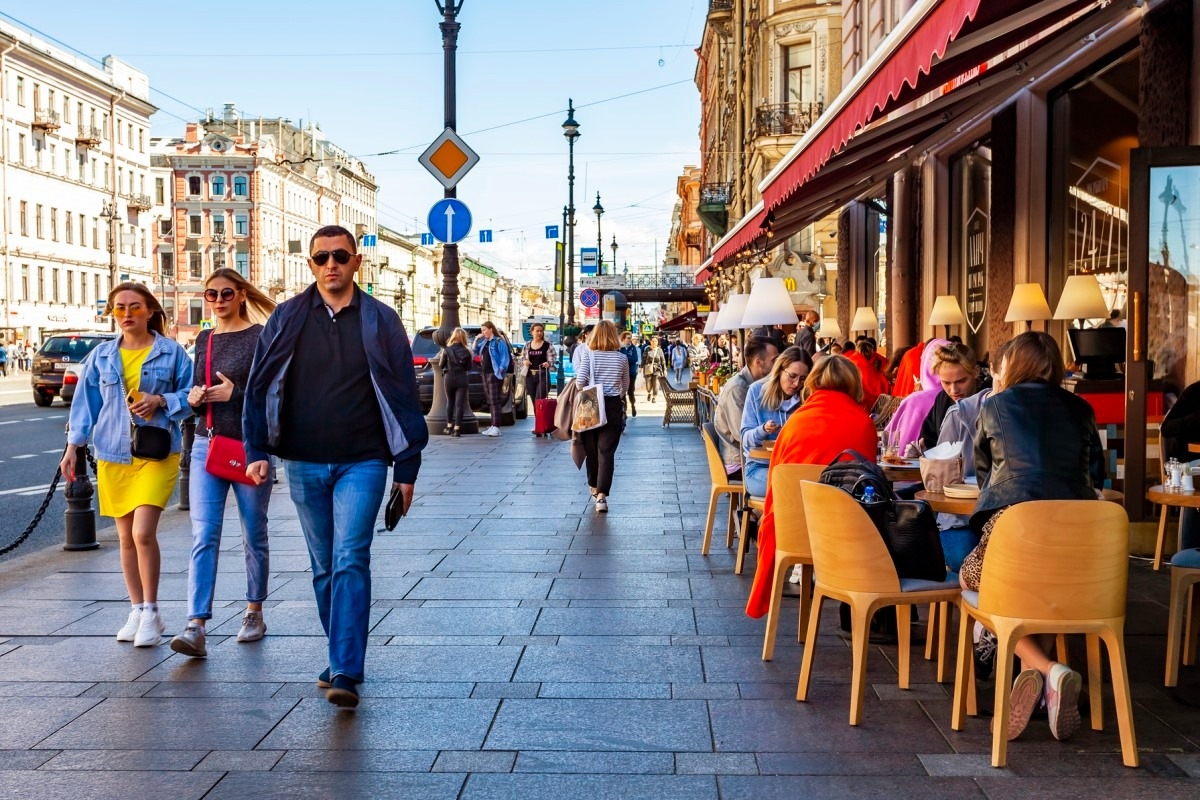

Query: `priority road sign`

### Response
(418, 127, 480, 190)
(427, 198, 472, 244)
(580, 287, 600, 308)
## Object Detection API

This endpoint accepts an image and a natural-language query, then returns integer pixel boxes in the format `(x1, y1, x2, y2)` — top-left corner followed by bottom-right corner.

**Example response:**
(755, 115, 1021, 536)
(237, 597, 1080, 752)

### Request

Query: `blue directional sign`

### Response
(427, 198, 472, 244)
(361, 233, 377, 247)
(545, 225, 559, 239)
(479, 229, 493, 243)
(580, 287, 600, 308)
(420, 233, 435, 246)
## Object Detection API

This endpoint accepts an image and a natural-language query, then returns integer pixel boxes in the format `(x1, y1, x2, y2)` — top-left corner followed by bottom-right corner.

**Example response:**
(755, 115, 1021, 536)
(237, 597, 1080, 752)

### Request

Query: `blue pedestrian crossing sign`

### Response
(427, 198, 472, 244)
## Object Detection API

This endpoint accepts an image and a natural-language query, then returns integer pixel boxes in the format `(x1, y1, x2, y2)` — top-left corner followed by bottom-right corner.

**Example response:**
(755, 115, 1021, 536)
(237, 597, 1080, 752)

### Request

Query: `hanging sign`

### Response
(964, 207, 989, 334)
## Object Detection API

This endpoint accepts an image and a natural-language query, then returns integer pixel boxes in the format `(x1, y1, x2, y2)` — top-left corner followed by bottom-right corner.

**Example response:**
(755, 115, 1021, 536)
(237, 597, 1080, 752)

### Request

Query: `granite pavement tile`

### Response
(0, 698, 99, 748)
(193, 749, 284, 771)
(0, 606, 103, 636)
(548, 577, 692, 600)
(438, 554, 565, 573)
(271, 748, 437, 772)
(0, 750, 57, 770)
(39, 748, 206, 771)
(484, 699, 712, 752)
(0, 681, 92, 697)
(531, 607, 697, 636)
(756, 752, 929, 776)
(974, 777, 1200, 799)
(717, 775, 987, 799)
(0, 637, 175, 682)
(0, 770, 224, 800)
(407, 576, 553, 601)
(514, 644, 702, 683)
(259, 698, 499, 750)
(512, 750, 675, 774)
(202, 771, 466, 799)
(432, 750, 516, 773)
(462, 773, 717, 799)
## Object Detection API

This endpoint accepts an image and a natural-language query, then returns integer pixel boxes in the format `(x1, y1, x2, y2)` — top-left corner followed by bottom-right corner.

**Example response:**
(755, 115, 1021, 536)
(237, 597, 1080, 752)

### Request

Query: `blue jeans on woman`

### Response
(286, 459, 389, 684)
(744, 457, 769, 499)
(187, 435, 272, 620)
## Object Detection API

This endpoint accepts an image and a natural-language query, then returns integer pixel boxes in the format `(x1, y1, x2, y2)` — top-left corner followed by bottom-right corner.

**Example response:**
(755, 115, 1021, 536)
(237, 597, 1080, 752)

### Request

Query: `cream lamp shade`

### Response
(1004, 283, 1053, 323)
(927, 295, 965, 328)
(702, 311, 724, 335)
(715, 293, 750, 331)
(819, 317, 842, 341)
(1053, 274, 1109, 323)
(851, 306, 879, 333)
(740, 277, 800, 327)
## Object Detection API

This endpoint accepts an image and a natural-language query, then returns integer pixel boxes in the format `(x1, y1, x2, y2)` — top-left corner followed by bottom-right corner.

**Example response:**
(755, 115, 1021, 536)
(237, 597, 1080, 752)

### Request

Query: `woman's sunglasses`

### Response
(204, 288, 237, 302)
(311, 249, 353, 266)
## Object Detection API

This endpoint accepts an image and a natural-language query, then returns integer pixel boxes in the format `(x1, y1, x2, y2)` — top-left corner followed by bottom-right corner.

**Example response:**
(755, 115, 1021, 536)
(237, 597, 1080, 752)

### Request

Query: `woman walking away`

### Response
(62, 283, 193, 647)
(575, 320, 629, 513)
(523, 323, 555, 418)
(444, 328, 473, 437)
(643, 336, 667, 402)
(169, 270, 276, 658)
(473, 321, 511, 437)
(961, 331, 1106, 744)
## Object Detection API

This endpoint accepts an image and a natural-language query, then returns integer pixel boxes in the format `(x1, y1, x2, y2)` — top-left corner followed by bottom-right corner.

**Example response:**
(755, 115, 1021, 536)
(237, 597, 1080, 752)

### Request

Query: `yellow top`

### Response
(120, 346, 151, 399)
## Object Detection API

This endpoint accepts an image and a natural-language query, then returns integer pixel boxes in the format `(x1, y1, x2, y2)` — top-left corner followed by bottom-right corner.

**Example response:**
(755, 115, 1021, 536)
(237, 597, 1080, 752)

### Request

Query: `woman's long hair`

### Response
(802, 354, 864, 404)
(106, 282, 167, 336)
(998, 331, 1064, 389)
(207, 268, 276, 324)
(761, 346, 809, 411)
(448, 327, 468, 348)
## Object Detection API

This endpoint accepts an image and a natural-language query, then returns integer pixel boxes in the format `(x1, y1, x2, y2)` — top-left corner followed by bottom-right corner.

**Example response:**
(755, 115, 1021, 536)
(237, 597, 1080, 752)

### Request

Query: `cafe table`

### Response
(915, 489, 977, 516)
(748, 440, 776, 461)
(1147, 484, 1200, 570)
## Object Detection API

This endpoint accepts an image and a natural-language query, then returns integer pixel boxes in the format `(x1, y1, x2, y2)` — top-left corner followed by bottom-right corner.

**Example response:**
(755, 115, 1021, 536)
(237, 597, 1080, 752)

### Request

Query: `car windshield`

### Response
(40, 337, 108, 357)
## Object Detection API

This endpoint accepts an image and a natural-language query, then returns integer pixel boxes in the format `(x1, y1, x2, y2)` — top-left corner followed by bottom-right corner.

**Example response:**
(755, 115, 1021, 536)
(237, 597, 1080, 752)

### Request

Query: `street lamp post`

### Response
(611, 235, 618, 278)
(101, 200, 121, 331)
(557, 205, 567, 394)
(593, 192, 604, 276)
(563, 100, 579, 326)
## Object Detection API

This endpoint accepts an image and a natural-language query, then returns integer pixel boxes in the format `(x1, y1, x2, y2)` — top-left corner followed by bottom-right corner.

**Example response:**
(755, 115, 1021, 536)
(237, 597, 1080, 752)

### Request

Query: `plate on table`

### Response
(881, 458, 920, 469)
(943, 483, 980, 499)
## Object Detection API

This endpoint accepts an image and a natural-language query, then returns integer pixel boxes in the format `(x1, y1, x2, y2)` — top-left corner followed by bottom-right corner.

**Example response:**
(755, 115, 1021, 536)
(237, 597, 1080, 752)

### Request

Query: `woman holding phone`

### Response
(62, 283, 192, 647)
(170, 269, 277, 658)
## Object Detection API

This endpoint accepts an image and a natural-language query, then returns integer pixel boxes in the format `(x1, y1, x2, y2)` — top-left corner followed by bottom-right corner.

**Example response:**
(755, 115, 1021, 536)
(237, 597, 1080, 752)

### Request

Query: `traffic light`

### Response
(366, 283, 375, 295)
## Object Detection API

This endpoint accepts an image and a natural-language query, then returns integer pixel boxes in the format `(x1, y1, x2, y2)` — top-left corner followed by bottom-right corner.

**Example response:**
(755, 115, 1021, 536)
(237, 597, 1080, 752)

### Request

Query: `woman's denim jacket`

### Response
(66, 333, 195, 464)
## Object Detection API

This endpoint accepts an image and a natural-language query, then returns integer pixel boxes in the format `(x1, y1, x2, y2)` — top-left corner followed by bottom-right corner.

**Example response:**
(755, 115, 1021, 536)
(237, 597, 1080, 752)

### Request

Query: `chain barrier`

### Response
(0, 445, 95, 557)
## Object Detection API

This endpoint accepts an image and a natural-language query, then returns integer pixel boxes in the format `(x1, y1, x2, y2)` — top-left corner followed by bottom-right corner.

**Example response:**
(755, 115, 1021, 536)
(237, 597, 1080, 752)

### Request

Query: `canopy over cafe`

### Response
(702, 0, 1200, 529)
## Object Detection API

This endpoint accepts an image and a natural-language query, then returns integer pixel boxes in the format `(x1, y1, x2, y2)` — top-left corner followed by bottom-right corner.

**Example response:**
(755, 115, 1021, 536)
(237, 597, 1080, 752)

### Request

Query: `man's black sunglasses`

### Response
(204, 288, 237, 302)
(311, 249, 354, 266)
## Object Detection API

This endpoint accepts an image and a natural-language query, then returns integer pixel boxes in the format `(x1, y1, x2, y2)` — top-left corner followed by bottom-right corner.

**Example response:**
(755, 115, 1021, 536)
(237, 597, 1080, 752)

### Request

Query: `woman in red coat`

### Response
(845, 339, 891, 412)
(746, 355, 879, 618)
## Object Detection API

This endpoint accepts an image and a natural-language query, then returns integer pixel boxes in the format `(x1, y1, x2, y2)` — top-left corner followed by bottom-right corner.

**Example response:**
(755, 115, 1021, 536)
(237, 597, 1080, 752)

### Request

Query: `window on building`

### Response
(65, 212, 72, 244)
(15, 76, 24, 106)
(66, 270, 74, 304)
(116, 121, 123, 145)
(101, 112, 108, 139)
(189, 299, 203, 326)
(161, 252, 174, 280)
(233, 213, 248, 236)
(189, 252, 203, 279)
(80, 271, 87, 307)
(49, 208, 57, 241)
(155, 177, 164, 205)
(93, 219, 99, 250)
(20, 265, 29, 301)
(188, 176, 201, 196)
(212, 175, 225, 197)
(139, 128, 144, 152)
(103, 161, 109, 189)
(19, 201, 27, 236)
(212, 215, 226, 236)
(77, 102, 83, 126)
(94, 274, 101, 302)
(17, 133, 25, 164)
(235, 252, 249, 276)
(51, 268, 60, 303)
(233, 175, 248, 197)
(78, 152, 85, 181)
(78, 213, 85, 246)
(37, 266, 44, 301)
(212, 250, 225, 270)
(159, 219, 172, 236)
(63, 96, 70, 123)
(784, 44, 814, 105)
(35, 204, 43, 239)
(189, 214, 202, 236)
(163, 298, 175, 326)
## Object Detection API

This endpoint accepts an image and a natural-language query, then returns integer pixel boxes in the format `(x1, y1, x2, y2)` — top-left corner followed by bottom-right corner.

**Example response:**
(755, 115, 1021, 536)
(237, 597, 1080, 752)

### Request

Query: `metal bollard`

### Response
(178, 418, 195, 511)
(63, 444, 99, 551)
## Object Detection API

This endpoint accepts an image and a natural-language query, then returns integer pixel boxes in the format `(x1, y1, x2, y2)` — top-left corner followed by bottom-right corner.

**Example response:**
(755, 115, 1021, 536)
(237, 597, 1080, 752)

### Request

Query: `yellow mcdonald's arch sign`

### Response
(782, 277, 797, 292)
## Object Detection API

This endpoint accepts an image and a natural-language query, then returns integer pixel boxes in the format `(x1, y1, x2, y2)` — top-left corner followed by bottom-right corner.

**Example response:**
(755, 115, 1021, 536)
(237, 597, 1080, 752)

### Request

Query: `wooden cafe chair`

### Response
(761, 463, 825, 661)
(700, 422, 743, 557)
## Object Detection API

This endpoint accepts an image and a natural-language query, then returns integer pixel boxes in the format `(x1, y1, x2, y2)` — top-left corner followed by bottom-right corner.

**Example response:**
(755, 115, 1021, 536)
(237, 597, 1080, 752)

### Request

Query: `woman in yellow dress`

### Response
(61, 283, 193, 647)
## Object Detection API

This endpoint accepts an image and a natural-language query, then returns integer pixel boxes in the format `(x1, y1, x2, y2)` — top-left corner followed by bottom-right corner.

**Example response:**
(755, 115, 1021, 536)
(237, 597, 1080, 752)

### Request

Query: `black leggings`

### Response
(446, 375, 470, 428)
(580, 396, 624, 495)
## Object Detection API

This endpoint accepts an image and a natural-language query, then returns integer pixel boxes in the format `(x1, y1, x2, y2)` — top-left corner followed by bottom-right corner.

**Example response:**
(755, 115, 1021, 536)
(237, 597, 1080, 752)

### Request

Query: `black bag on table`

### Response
(819, 449, 947, 582)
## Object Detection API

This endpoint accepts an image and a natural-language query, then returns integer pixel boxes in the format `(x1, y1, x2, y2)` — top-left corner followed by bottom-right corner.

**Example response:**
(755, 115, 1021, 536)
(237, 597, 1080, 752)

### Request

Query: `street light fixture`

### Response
(593, 192, 604, 275)
(563, 99, 580, 326)
(100, 200, 122, 331)
(611, 235, 618, 277)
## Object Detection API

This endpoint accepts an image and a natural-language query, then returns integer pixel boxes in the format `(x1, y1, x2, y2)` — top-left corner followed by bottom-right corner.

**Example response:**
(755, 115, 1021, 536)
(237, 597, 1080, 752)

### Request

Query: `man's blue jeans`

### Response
(187, 435, 272, 620)
(287, 459, 388, 683)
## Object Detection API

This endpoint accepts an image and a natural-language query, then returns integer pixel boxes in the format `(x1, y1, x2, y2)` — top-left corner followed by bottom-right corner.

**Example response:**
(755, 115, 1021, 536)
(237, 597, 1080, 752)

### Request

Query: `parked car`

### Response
(31, 333, 116, 407)
(412, 326, 528, 424)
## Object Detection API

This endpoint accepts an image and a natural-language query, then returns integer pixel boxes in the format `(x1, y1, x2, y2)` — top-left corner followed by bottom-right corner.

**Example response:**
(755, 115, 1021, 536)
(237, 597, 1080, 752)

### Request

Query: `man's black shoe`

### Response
(317, 667, 331, 688)
(325, 675, 359, 708)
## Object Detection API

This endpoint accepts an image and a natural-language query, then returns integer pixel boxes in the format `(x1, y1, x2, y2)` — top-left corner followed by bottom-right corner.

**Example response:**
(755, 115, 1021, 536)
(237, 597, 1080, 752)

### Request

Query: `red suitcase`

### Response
(533, 369, 556, 437)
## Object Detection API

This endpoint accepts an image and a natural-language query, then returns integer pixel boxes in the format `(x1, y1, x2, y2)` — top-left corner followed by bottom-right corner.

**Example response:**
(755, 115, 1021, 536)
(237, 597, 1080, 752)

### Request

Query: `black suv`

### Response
(412, 326, 528, 424)
(31, 333, 116, 406)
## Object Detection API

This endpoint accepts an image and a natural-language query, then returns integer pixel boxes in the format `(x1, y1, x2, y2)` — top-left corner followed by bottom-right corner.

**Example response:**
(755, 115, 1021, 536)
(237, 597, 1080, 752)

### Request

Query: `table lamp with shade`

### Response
(740, 277, 799, 328)
(927, 295, 965, 338)
(1004, 283, 1053, 330)
(851, 306, 879, 337)
(702, 310, 725, 336)
(1053, 274, 1109, 328)
(715, 293, 750, 332)
(818, 297, 842, 343)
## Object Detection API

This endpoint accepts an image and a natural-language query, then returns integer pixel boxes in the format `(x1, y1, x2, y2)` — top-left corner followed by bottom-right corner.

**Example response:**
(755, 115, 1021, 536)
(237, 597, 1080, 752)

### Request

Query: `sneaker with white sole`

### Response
(170, 623, 207, 657)
(116, 608, 142, 642)
(595, 496, 608, 513)
(1000, 668, 1043, 741)
(1046, 662, 1082, 741)
(236, 611, 266, 643)
(487, 426, 502, 437)
(134, 610, 165, 647)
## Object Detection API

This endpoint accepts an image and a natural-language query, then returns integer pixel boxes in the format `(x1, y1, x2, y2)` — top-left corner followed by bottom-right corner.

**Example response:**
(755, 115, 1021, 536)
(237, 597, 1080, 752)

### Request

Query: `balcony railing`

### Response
(126, 194, 152, 212)
(33, 108, 61, 131)
(708, 0, 733, 15)
(75, 126, 102, 147)
(685, 230, 702, 248)
(699, 182, 731, 205)
(753, 101, 824, 139)
(698, 182, 732, 238)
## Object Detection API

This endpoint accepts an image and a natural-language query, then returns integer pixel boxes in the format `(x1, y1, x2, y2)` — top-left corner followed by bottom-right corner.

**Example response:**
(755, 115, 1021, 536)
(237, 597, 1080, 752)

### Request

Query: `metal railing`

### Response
(126, 193, 152, 211)
(75, 125, 103, 145)
(709, 0, 733, 13)
(621, 274, 700, 290)
(700, 182, 731, 206)
(33, 108, 61, 129)
(753, 101, 824, 138)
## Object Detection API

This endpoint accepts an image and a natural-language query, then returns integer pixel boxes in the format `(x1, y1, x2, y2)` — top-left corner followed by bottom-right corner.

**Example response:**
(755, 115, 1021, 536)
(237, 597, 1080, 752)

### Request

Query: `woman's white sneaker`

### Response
(116, 608, 142, 642)
(134, 610, 165, 647)
(595, 496, 608, 513)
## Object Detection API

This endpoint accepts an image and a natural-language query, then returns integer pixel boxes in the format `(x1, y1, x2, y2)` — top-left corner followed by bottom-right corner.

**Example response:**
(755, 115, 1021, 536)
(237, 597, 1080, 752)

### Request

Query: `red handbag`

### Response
(203, 331, 256, 486)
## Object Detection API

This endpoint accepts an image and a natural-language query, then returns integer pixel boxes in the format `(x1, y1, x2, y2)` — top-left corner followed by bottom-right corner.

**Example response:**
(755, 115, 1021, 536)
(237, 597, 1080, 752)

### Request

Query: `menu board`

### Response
(965, 207, 989, 334)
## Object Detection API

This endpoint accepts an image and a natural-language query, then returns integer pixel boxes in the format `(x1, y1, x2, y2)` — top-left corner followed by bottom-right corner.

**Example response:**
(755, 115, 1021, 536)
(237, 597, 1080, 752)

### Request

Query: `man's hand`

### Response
(246, 460, 270, 485)
(395, 482, 414, 516)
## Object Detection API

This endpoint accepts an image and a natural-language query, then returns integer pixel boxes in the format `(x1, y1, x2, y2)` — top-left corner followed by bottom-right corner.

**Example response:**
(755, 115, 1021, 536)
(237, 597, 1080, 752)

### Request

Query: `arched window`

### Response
(233, 175, 248, 197)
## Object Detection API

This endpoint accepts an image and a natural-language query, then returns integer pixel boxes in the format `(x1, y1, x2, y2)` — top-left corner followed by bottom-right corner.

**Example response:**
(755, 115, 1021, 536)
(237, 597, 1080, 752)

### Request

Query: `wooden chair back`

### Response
(978, 500, 1129, 621)
(702, 422, 732, 486)
(800, 481, 901, 594)
(771, 464, 826, 557)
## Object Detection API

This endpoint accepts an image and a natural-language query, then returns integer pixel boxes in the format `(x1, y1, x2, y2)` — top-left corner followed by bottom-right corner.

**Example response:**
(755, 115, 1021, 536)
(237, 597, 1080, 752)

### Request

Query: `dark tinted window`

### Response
(40, 336, 110, 357)
(411, 328, 481, 358)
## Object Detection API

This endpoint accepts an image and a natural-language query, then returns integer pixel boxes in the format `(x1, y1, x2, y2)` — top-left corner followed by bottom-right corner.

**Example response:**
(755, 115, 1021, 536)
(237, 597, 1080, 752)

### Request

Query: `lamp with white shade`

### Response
(740, 277, 799, 327)
(1004, 283, 1053, 330)
(850, 306, 879, 336)
(702, 310, 725, 335)
(818, 297, 842, 342)
(715, 293, 750, 331)
(927, 295, 965, 338)
(1053, 274, 1108, 328)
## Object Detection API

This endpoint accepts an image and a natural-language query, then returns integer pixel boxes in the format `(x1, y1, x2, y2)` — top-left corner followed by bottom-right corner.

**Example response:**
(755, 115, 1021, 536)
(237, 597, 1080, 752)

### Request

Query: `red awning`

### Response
(658, 309, 704, 332)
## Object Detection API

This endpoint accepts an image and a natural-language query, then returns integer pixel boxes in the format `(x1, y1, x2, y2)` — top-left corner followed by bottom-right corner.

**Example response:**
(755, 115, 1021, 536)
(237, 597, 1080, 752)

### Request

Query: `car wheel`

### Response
(33, 391, 52, 407)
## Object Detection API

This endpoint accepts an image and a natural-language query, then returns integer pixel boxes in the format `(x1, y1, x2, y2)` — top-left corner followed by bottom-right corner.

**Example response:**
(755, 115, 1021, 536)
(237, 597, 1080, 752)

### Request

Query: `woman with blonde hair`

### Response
(170, 268, 277, 657)
(739, 346, 811, 498)
(61, 282, 193, 647)
(916, 341, 980, 448)
(573, 320, 629, 513)
(443, 327, 473, 437)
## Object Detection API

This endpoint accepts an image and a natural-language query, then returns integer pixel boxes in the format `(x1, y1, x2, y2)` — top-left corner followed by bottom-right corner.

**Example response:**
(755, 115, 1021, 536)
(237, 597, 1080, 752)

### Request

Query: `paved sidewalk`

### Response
(0, 402, 1198, 799)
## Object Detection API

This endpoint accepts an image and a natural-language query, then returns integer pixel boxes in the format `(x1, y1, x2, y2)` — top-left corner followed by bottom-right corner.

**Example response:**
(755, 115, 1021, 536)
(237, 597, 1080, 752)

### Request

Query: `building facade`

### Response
(1, 21, 156, 343)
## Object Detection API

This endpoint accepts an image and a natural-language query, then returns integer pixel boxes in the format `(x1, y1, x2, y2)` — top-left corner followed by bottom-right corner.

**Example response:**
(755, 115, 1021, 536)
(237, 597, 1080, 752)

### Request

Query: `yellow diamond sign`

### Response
(418, 127, 480, 190)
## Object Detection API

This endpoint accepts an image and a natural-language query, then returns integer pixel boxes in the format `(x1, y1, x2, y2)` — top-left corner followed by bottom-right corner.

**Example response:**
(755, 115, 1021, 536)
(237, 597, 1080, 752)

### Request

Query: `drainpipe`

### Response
(109, 90, 125, 291)
(0, 41, 18, 340)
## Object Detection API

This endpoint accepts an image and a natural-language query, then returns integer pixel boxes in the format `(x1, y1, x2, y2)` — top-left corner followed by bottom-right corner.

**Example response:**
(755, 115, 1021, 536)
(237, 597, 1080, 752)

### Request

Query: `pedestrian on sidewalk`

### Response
(243, 225, 428, 708)
(0, 342, 8, 377)
(642, 336, 666, 402)
(473, 321, 511, 437)
(61, 282, 193, 648)
(574, 320, 629, 513)
(523, 323, 555, 413)
(618, 330, 641, 417)
(170, 269, 277, 659)
(669, 337, 688, 385)
(443, 327, 473, 437)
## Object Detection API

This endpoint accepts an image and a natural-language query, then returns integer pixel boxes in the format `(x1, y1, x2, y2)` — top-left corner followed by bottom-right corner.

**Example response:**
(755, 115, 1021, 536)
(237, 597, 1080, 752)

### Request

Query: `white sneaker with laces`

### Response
(116, 608, 142, 642)
(134, 610, 165, 647)
(483, 426, 501, 437)
(595, 496, 608, 513)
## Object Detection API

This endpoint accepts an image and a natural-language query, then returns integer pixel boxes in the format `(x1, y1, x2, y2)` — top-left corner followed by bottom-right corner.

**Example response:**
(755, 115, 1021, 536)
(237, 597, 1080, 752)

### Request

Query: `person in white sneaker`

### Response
(473, 322, 511, 438)
(61, 283, 193, 648)
(573, 321, 629, 514)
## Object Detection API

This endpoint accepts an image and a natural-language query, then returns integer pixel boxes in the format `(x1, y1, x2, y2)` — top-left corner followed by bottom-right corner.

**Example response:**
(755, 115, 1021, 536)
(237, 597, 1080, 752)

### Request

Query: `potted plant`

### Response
(712, 362, 734, 392)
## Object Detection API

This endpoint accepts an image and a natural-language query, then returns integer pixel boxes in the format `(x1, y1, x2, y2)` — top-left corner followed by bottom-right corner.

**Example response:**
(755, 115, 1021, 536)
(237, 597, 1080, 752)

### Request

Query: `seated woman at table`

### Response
(884, 338, 951, 456)
(745, 355, 878, 618)
(846, 338, 891, 412)
(1161, 378, 1200, 552)
(739, 346, 809, 499)
(917, 341, 981, 450)
(960, 331, 1105, 744)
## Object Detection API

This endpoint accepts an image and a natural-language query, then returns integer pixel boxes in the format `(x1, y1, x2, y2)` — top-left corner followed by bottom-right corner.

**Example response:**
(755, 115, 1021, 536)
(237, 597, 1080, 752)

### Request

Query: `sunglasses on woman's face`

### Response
(311, 249, 353, 266)
(204, 288, 237, 302)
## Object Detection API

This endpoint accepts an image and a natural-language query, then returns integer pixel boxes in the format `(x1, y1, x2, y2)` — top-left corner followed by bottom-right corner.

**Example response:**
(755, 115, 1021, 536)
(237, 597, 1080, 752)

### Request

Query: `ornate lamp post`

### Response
(563, 100, 580, 326)
(611, 235, 618, 277)
(593, 192, 604, 276)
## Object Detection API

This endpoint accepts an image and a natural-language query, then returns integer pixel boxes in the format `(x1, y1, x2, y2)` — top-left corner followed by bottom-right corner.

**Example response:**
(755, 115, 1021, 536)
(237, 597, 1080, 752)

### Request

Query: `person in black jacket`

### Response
(444, 328, 473, 437)
(1162, 380, 1200, 551)
(959, 331, 1105, 745)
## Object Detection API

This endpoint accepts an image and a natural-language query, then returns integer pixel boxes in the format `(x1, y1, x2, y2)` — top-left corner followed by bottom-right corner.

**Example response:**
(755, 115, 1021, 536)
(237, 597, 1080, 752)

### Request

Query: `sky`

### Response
(2, 2, 707, 289)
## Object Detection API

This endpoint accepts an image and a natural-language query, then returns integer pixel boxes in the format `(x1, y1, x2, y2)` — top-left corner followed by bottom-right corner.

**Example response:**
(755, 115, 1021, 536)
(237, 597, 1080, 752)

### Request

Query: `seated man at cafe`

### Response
(714, 337, 779, 480)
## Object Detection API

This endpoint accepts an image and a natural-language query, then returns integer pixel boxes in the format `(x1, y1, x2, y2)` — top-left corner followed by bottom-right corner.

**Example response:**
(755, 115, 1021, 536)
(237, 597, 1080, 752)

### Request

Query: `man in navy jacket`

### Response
(243, 225, 427, 708)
